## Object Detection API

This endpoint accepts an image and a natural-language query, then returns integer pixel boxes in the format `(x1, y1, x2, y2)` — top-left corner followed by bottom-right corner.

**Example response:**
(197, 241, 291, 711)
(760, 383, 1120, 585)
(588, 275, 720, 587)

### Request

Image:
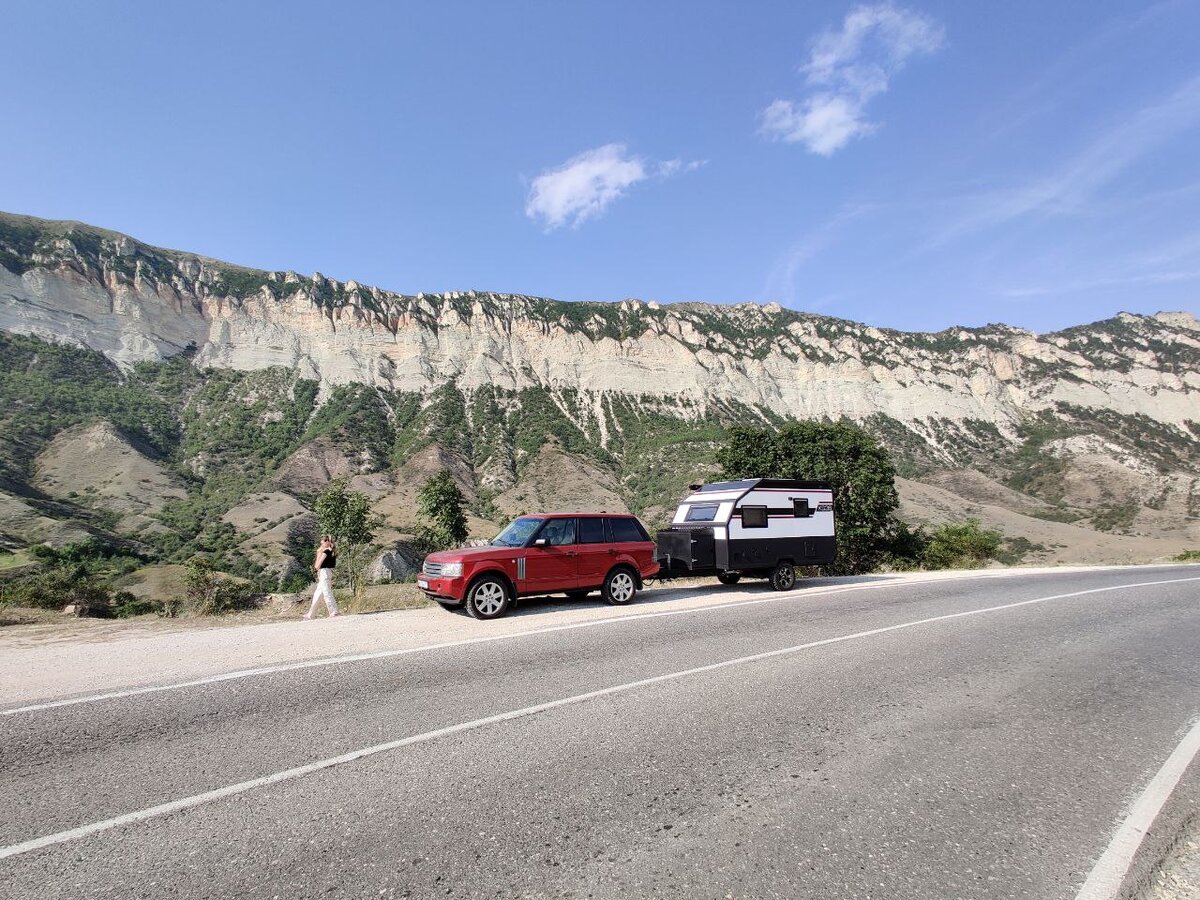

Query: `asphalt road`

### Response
(2, 566, 1198, 899)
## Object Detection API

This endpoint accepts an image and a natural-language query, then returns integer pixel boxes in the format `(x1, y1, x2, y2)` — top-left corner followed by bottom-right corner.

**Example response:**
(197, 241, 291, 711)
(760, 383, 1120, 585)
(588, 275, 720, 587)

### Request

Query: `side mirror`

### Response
(534, 538, 548, 547)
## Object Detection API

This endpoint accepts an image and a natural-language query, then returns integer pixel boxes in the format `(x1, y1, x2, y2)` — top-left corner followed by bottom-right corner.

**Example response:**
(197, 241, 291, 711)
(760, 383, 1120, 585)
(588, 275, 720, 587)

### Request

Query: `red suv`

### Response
(418, 513, 660, 620)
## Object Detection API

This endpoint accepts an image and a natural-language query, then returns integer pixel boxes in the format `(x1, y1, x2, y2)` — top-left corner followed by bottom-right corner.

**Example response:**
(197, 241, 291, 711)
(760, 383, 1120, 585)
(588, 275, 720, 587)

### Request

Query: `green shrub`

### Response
(0, 564, 115, 616)
(921, 520, 1003, 570)
(181, 559, 259, 616)
(1174, 549, 1200, 562)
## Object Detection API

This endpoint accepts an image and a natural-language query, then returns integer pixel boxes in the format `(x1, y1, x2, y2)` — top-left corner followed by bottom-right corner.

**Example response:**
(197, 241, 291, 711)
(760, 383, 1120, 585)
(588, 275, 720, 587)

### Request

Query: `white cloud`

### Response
(762, 3, 944, 155)
(524, 145, 703, 231)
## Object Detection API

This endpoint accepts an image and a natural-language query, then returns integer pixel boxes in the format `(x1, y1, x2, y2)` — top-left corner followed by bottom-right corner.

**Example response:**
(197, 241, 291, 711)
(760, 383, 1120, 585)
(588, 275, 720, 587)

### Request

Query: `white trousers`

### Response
(308, 568, 339, 617)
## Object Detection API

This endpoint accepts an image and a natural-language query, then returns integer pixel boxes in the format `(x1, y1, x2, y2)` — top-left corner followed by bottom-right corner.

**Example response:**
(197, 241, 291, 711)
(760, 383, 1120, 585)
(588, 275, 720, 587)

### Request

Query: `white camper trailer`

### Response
(654, 479, 836, 591)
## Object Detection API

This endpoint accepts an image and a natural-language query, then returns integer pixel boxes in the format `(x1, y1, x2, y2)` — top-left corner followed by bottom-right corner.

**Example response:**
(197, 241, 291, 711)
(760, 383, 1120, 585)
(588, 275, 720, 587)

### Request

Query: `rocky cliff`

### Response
(3, 212, 1197, 443)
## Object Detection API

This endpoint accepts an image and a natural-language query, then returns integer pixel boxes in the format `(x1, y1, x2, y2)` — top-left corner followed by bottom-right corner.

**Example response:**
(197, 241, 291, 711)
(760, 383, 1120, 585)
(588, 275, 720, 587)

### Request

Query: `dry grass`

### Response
(0, 550, 32, 570)
(337, 582, 433, 614)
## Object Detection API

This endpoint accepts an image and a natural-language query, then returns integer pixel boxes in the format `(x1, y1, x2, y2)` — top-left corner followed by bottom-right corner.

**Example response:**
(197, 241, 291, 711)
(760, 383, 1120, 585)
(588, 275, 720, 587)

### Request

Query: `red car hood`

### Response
(424, 545, 514, 564)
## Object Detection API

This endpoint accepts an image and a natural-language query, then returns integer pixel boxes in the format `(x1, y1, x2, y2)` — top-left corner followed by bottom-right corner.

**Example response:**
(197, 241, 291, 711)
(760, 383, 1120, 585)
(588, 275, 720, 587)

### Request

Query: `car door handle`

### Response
(565, 551, 578, 557)
(607, 549, 618, 554)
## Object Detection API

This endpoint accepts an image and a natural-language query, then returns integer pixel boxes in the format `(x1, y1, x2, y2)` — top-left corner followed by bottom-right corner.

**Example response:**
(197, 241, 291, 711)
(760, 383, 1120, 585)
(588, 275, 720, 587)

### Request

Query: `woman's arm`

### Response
(314, 548, 326, 571)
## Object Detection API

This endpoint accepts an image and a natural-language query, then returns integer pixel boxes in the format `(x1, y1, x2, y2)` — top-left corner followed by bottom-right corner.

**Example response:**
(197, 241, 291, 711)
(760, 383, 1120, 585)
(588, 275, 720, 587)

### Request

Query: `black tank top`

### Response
(319, 549, 337, 569)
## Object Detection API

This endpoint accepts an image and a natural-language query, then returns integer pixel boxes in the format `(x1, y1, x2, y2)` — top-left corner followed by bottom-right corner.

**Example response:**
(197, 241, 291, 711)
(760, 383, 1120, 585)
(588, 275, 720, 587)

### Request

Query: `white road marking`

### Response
(1073, 718, 1200, 900)
(1, 575, 1197, 862)
(1, 570, 1007, 716)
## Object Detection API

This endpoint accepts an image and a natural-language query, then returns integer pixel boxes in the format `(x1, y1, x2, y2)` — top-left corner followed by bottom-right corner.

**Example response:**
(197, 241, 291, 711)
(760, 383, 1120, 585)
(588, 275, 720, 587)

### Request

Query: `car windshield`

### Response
(491, 516, 543, 547)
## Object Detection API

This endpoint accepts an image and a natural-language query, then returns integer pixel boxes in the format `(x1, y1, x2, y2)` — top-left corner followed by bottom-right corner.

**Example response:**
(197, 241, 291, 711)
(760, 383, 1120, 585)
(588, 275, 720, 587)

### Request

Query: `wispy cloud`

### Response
(763, 202, 879, 303)
(524, 145, 703, 230)
(929, 74, 1200, 246)
(761, 3, 944, 155)
(1000, 230, 1200, 298)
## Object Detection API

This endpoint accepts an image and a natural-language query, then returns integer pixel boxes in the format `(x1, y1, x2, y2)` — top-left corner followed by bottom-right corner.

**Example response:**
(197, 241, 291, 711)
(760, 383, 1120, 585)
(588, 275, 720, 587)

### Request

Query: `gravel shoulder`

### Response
(0, 563, 1190, 709)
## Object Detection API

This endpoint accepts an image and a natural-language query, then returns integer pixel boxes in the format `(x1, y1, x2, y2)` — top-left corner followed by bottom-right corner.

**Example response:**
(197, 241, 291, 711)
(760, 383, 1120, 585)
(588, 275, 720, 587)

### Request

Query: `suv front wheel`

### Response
(602, 567, 638, 606)
(464, 576, 512, 620)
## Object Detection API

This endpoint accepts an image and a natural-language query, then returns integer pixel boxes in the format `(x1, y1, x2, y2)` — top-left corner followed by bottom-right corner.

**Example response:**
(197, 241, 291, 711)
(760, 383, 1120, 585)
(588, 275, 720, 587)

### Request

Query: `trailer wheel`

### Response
(463, 576, 512, 620)
(769, 562, 797, 592)
(717, 572, 742, 585)
(602, 567, 638, 606)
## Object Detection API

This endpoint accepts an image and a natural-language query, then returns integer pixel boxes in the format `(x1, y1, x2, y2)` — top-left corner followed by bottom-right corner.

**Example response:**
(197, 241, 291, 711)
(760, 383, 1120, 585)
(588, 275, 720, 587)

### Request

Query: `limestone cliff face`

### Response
(2, 212, 1197, 440)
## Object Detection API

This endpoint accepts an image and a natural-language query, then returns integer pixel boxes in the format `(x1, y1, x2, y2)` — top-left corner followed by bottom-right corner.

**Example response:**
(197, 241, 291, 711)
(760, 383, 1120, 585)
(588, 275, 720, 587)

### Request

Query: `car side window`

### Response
(578, 517, 606, 544)
(609, 517, 644, 543)
(536, 517, 577, 546)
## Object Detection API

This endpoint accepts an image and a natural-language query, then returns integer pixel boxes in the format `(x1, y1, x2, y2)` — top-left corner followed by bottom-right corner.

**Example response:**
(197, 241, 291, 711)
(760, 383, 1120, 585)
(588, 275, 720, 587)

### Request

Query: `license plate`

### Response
(417, 578, 429, 590)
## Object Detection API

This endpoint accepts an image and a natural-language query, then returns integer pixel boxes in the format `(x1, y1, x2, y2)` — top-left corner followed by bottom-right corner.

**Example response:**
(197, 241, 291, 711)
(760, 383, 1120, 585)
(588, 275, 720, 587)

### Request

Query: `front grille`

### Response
(422, 561, 444, 577)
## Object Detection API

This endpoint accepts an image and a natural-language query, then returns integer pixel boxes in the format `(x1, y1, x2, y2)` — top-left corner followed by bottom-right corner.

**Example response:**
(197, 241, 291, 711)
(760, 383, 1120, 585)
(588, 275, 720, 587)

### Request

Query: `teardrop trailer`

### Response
(654, 479, 837, 590)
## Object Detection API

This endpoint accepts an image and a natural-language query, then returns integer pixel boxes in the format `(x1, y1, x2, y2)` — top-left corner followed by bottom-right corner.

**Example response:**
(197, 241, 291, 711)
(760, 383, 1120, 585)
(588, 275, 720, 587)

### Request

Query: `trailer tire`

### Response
(602, 567, 638, 606)
(463, 575, 512, 620)
(717, 572, 742, 585)
(769, 562, 797, 592)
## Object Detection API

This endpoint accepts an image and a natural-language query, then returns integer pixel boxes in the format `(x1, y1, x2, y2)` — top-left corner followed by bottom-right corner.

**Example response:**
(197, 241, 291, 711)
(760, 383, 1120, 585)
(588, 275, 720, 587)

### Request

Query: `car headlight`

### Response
(440, 562, 463, 578)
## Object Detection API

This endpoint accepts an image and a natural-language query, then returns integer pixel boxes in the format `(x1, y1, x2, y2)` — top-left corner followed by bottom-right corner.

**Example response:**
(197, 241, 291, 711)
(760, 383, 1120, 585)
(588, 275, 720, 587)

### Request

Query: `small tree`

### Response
(716, 421, 902, 575)
(314, 478, 382, 596)
(415, 470, 469, 552)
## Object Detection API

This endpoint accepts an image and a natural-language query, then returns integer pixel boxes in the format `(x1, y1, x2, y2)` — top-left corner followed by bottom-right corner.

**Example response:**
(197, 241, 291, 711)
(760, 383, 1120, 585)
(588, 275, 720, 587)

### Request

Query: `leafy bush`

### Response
(1175, 549, 1200, 562)
(181, 559, 259, 616)
(0, 565, 115, 616)
(920, 520, 1003, 569)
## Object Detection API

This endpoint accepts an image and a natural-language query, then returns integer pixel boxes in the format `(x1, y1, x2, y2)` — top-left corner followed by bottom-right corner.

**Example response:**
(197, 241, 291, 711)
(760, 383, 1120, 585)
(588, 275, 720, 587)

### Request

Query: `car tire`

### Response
(566, 590, 591, 601)
(769, 562, 797, 592)
(602, 567, 638, 606)
(463, 576, 512, 620)
(716, 572, 742, 585)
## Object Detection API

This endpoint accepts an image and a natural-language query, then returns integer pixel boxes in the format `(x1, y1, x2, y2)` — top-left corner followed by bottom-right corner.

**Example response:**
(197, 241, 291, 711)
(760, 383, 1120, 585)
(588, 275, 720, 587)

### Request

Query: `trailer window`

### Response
(793, 499, 813, 518)
(684, 504, 719, 522)
(740, 505, 768, 528)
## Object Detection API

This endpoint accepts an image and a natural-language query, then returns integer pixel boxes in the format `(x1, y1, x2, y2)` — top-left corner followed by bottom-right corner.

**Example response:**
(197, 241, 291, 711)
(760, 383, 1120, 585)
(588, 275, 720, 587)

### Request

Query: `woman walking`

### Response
(305, 535, 340, 619)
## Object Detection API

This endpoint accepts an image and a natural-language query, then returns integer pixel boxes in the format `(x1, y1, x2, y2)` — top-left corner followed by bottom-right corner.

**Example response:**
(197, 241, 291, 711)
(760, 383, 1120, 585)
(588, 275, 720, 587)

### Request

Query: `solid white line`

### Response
(0, 571, 1007, 716)
(1, 575, 1197, 862)
(1073, 718, 1200, 900)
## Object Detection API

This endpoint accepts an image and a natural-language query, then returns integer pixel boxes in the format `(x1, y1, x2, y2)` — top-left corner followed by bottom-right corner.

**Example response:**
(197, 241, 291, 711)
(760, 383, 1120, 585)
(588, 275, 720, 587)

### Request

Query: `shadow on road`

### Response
(494, 573, 903, 619)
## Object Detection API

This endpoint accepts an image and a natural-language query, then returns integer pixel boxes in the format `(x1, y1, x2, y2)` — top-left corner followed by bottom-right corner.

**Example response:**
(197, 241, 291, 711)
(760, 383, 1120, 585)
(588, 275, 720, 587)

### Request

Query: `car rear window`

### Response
(578, 517, 606, 544)
(609, 517, 648, 543)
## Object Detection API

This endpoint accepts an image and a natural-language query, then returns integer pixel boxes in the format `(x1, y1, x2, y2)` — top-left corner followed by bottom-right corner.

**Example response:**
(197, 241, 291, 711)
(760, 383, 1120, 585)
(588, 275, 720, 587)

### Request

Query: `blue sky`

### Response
(4, 1, 1198, 332)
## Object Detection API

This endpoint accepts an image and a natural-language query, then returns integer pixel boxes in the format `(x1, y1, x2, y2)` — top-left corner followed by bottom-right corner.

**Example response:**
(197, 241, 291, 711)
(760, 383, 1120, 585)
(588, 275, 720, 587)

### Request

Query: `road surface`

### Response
(2, 566, 1198, 899)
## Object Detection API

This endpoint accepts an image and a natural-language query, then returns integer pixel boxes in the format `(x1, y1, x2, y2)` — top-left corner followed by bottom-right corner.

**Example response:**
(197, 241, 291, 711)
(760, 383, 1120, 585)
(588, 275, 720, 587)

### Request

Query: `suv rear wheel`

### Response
(464, 576, 512, 620)
(602, 567, 638, 606)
